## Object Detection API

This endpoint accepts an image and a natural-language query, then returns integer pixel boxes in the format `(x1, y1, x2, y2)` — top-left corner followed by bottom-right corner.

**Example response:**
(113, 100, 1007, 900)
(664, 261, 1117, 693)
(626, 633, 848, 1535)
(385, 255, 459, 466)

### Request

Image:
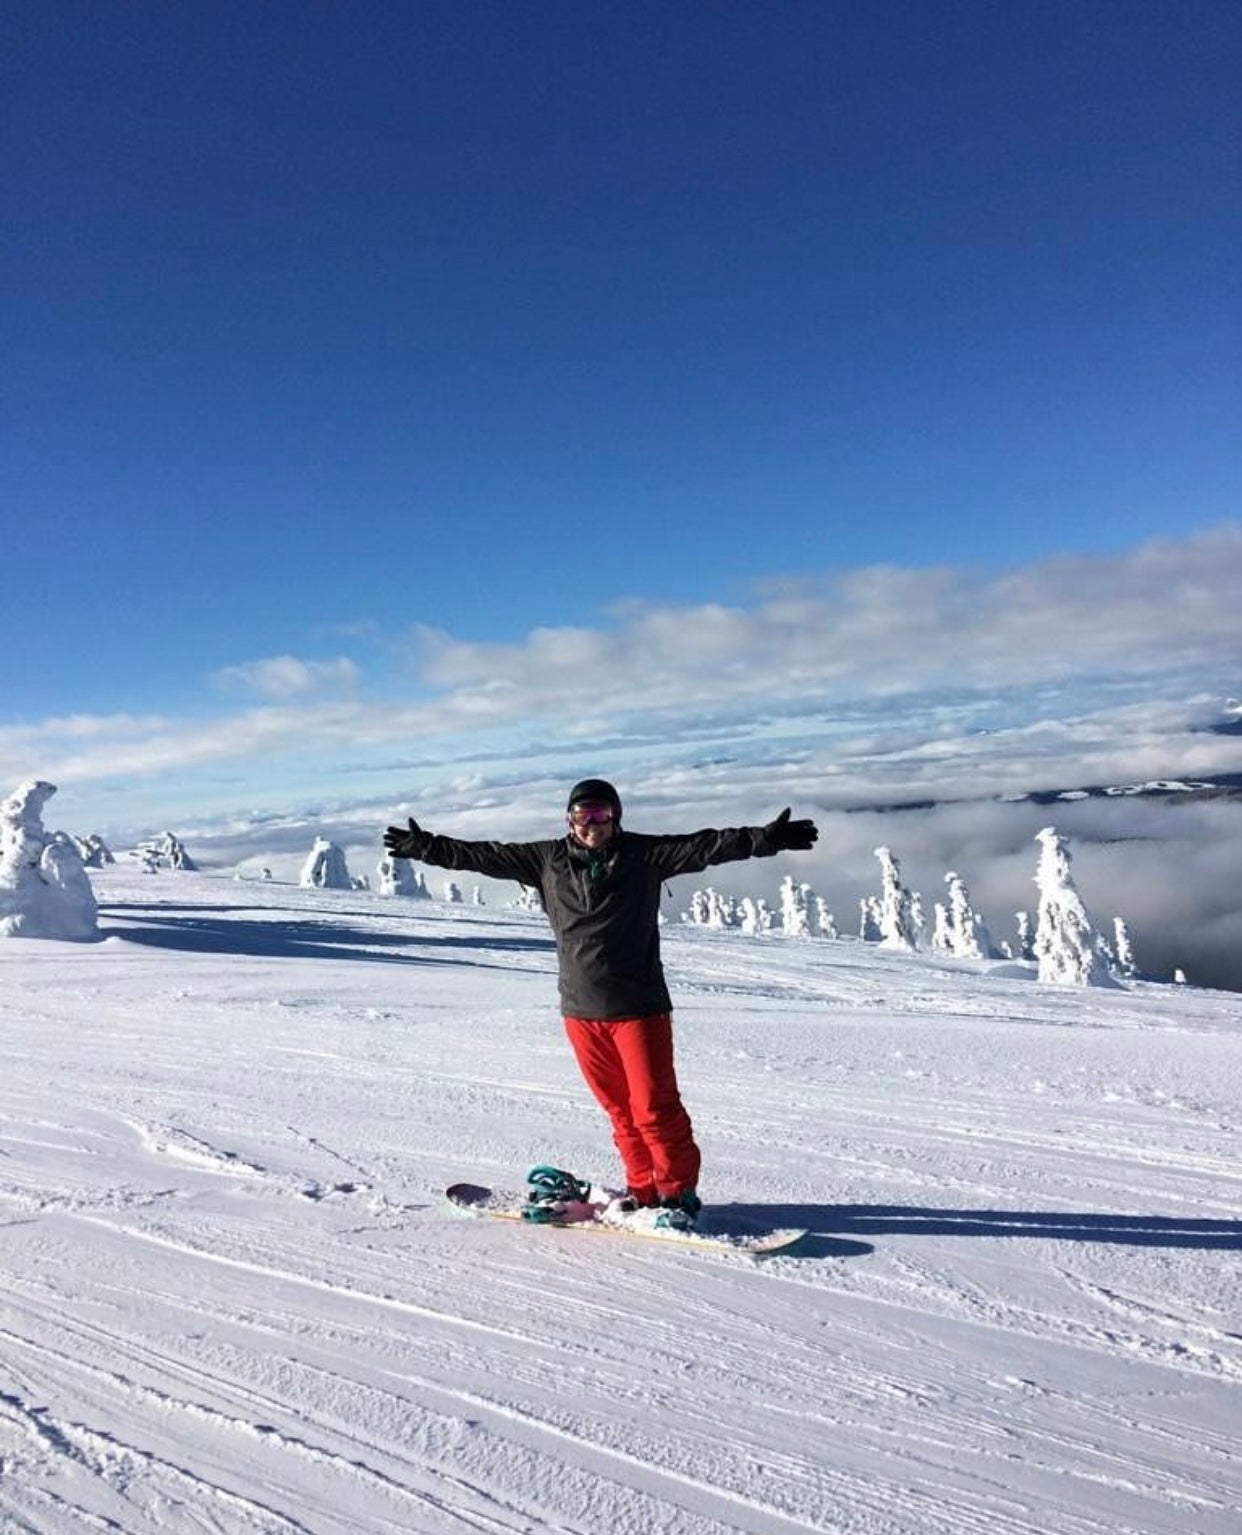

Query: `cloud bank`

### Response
(4, 527, 1240, 989)
(414, 523, 1241, 714)
(5, 525, 1236, 803)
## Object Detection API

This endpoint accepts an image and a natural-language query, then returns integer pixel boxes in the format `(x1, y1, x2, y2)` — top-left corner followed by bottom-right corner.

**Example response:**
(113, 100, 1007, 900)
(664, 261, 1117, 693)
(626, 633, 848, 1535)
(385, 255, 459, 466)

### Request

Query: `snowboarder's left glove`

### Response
(383, 817, 430, 860)
(764, 807, 818, 852)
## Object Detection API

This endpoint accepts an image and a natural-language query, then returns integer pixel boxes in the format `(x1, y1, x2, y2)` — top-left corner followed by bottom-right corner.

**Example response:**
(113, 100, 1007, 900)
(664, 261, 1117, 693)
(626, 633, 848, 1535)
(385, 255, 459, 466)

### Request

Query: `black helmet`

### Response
(566, 778, 622, 821)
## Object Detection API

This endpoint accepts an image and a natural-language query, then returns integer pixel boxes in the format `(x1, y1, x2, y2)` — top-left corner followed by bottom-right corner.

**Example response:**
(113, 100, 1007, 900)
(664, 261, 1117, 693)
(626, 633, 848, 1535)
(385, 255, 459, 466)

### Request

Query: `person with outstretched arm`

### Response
(384, 778, 818, 1229)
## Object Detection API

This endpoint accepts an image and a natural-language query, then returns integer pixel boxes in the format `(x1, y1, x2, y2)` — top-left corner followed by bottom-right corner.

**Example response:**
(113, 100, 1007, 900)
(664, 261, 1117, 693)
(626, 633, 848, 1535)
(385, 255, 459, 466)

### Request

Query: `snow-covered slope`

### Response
(1, 872, 1238, 1534)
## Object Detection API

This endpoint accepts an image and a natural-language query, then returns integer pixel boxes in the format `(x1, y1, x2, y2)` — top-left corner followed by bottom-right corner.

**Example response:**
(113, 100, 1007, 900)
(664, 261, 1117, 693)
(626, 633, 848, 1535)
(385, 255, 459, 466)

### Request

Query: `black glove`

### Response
(765, 807, 818, 852)
(383, 817, 431, 860)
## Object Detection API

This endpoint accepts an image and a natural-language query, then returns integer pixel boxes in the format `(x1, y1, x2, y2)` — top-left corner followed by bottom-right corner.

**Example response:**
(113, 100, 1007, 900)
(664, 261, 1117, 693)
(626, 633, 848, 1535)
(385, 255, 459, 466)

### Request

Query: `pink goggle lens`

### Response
(569, 804, 615, 827)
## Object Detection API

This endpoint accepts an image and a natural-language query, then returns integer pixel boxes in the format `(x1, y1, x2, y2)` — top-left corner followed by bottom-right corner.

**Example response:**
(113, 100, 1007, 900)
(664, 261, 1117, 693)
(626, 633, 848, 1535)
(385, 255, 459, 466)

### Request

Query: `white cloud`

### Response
(413, 525, 1242, 713)
(213, 655, 361, 700)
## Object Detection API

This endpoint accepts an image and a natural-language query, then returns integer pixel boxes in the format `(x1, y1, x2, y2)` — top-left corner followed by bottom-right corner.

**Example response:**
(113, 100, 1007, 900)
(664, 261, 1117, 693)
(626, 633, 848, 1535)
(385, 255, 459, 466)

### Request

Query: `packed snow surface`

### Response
(1, 871, 1239, 1534)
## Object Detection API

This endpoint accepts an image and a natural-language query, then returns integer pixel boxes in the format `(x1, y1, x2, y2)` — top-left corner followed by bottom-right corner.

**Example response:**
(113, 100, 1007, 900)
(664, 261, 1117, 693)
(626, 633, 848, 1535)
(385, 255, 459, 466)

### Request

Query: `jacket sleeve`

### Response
(414, 835, 549, 887)
(643, 825, 780, 880)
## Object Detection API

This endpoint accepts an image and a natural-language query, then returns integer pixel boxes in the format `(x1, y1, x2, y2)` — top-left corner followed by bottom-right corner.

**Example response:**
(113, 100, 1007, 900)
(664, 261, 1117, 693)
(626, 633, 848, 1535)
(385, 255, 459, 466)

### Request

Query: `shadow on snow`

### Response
(721, 1202, 1242, 1256)
(97, 909, 555, 969)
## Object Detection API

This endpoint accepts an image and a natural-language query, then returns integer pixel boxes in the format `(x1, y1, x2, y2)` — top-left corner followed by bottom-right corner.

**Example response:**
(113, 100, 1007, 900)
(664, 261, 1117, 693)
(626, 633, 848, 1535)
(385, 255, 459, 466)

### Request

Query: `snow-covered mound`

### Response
(300, 835, 352, 890)
(134, 831, 197, 871)
(0, 778, 98, 939)
(376, 853, 429, 897)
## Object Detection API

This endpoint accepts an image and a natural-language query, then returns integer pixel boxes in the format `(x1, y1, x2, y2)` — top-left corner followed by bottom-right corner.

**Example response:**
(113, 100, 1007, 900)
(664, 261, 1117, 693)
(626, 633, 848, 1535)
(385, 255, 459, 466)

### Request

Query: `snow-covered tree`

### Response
(300, 838, 352, 891)
(874, 847, 920, 952)
(511, 885, 543, 912)
(444, 880, 463, 904)
(1015, 911, 1036, 962)
(739, 896, 774, 936)
(910, 891, 926, 949)
(73, 833, 115, 868)
(164, 833, 195, 870)
(1112, 917, 1137, 980)
(377, 855, 420, 896)
(0, 780, 99, 940)
(859, 896, 882, 942)
(1032, 827, 1112, 986)
(942, 871, 997, 959)
(779, 875, 812, 938)
(172, 836, 193, 870)
(471, 885, 485, 906)
(686, 888, 738, 928)
(814, 898, 838, 938)
(134, 831, 197, 872)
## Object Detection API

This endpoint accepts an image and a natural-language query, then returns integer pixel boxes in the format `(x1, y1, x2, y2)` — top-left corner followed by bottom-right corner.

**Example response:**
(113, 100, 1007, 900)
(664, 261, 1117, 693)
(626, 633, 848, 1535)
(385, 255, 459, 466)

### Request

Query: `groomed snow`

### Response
(1, 870, 1239, 1534)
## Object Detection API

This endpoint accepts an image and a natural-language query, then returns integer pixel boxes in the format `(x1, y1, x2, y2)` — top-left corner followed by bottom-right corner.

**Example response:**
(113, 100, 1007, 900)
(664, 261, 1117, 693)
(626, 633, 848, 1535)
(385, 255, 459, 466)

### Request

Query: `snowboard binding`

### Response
(523, 1165, 592, 1223)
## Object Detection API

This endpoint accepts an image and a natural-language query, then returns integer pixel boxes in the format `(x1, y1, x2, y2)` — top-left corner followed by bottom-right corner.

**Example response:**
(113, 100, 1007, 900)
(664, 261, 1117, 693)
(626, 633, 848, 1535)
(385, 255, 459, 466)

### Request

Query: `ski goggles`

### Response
(567, 803, 616, 827)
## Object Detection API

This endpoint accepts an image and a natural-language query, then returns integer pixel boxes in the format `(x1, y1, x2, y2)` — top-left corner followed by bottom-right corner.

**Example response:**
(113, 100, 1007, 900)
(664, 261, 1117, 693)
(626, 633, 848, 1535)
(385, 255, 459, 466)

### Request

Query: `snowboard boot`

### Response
(653, 1188, 702, 1232)
(616, 1184, 659, 1212)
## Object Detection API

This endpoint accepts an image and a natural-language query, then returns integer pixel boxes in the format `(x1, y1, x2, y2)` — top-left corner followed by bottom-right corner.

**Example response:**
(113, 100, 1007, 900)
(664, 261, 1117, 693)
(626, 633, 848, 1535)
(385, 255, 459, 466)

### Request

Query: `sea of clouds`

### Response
(5, 529, 1240, 989)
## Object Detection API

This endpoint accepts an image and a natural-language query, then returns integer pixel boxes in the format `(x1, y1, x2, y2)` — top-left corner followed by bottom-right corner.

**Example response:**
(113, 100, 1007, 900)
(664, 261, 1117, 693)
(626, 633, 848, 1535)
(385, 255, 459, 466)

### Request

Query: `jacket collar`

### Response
(566, 831, 621, 876)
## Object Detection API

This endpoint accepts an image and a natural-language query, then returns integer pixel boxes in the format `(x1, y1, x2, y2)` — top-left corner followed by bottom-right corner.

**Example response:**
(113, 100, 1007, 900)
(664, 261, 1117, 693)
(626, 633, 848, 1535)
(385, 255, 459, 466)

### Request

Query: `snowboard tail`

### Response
(445, 1181, 806, 1256)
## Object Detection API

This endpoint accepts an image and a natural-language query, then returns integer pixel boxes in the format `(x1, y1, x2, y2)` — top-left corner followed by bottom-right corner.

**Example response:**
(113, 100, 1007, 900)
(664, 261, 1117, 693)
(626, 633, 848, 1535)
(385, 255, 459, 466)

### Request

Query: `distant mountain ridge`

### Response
(844, 772, 1242, 817)
(1013, 772, 1242, 807)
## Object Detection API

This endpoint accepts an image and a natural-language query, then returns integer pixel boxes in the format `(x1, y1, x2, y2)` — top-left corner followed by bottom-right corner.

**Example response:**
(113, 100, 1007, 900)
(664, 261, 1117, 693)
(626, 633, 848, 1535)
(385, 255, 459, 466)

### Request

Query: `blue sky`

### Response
(4, 1, 1240, 843)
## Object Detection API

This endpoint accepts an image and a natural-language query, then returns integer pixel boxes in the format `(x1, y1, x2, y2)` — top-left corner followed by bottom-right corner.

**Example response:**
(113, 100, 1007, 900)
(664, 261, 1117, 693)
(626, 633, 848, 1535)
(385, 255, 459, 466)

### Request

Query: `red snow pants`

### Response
(563, 1012, 701, 1198)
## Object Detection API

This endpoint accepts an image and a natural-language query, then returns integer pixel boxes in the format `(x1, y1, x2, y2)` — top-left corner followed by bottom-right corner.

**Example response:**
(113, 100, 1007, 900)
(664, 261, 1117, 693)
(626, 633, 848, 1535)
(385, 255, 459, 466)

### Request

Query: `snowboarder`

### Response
(384, 779, 818, 1228)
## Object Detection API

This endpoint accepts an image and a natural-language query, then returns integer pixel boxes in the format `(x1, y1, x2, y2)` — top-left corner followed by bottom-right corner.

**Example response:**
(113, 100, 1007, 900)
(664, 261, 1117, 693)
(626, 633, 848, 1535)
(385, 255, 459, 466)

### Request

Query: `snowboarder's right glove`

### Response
(383, 817, 431, 860)
(764, 807, 819, 852)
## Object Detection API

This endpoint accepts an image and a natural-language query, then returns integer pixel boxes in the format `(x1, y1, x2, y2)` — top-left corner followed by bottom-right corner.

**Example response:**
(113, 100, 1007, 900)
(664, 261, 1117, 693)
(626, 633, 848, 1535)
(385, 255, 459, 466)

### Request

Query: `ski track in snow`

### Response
(0, 873, 1239, 1534)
